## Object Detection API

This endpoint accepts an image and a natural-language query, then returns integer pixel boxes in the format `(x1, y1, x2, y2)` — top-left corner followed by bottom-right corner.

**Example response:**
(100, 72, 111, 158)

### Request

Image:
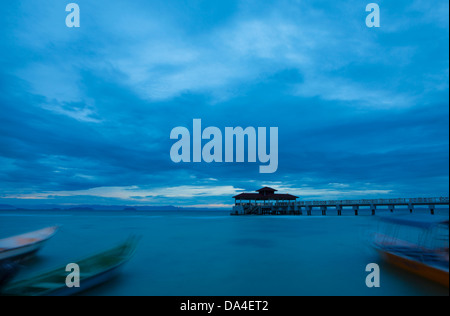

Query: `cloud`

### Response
(0, 0, 448, 206)
(3, 185, 244, 204)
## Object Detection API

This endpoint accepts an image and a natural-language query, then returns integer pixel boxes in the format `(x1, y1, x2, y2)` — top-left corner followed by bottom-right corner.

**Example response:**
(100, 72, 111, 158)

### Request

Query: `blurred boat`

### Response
(0, 261, 20, 290)
(0, 227, 59, 263)
(372, 215, 449, 288)
(1, 237, 139, 296)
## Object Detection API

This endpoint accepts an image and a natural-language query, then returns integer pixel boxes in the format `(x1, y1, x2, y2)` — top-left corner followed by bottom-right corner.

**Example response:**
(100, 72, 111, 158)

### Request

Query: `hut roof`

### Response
(256, 187, 278, 193)
(233, 187, 298, 200)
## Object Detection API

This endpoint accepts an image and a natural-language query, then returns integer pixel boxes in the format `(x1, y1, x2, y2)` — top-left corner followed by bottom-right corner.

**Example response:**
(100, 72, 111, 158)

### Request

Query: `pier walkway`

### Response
(231, 188, 449, 216)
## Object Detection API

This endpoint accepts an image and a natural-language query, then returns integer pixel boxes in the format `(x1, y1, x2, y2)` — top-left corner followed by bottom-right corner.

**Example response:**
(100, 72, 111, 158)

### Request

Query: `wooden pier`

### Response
(231, 187, 450, 216)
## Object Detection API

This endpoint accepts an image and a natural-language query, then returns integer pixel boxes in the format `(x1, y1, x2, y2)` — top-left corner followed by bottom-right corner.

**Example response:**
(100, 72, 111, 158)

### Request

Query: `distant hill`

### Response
(0, 204, 16, 210)
(67, 206, 95, 211)
(0, 204, 224, 212)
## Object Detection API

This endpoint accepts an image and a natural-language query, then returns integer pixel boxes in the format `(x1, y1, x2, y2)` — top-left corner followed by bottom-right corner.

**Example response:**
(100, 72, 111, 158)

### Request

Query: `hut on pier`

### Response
(232, 187, 299, 215)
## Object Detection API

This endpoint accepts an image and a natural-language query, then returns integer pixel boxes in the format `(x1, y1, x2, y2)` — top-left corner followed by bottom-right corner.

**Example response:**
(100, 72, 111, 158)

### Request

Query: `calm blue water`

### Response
(0, 209, 448, 296)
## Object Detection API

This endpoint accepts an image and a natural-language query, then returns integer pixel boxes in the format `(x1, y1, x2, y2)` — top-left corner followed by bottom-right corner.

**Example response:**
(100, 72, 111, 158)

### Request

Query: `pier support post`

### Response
(429, 204, 435, 215)
(336, 205, 342, 216)
(306, 206, 312, 216)
(353, 206, 359, 216)
(320, 206, 327, 216)
(370, 204, 376, 216)
(408, 203, 414, 214)
(389, 205, 395, 213)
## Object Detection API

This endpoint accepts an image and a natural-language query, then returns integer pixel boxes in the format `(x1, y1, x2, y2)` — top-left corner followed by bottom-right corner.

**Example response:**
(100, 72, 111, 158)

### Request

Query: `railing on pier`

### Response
(296, 197, 449, 207)
(231, 197, 449, 216)
(232, 197, 449, 216)
(235, 202, 295, 207)
(236, 197, 449, 207)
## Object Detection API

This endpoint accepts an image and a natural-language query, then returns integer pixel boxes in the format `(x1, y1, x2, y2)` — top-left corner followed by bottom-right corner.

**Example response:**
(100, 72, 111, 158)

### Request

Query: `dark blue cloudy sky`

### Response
(0, 0, 448, 208)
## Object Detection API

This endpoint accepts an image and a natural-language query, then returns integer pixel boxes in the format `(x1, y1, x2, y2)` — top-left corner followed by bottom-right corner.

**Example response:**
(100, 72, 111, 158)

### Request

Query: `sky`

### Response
(0, 0, 448, 208)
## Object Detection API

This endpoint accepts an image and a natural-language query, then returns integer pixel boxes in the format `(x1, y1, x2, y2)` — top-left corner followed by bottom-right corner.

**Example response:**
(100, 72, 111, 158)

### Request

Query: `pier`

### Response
(231, 187, 450, 216)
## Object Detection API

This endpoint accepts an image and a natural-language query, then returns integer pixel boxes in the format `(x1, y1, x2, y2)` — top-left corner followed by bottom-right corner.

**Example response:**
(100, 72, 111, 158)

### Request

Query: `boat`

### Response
(0, 261, 20, 290)
(0, 236, 139, 296)
(0, 227, 59, 264)
(372, 215, 449, 288)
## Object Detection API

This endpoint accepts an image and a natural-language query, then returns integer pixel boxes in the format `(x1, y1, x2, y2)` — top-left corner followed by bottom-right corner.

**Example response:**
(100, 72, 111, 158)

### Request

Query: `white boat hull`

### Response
(0, 242, 45, 262)
(0, 227, 58, 263)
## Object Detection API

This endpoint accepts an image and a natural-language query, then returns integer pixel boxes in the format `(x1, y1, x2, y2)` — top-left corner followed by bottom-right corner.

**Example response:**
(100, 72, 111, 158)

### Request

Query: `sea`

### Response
(0, 208, 448, 296)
